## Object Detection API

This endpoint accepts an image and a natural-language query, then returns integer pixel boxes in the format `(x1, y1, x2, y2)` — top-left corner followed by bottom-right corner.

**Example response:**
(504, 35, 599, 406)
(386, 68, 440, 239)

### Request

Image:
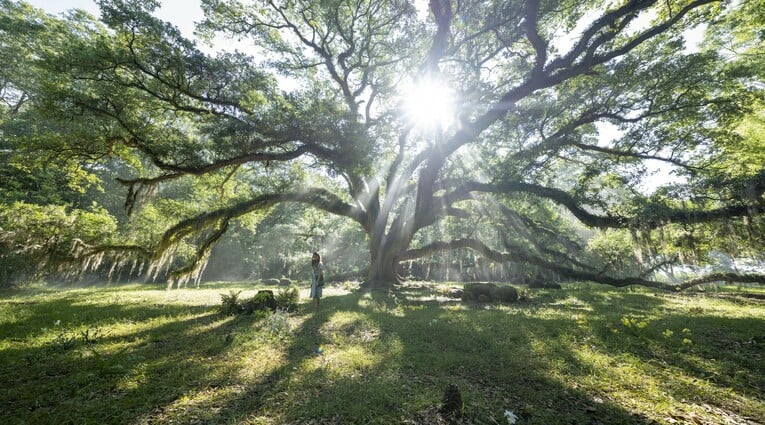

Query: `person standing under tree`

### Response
(310, 252, 324, 309)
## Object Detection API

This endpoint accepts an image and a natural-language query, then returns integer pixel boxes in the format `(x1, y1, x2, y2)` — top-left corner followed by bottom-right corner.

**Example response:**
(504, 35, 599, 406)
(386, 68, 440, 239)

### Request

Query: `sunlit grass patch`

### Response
(1, 281, 763, 424)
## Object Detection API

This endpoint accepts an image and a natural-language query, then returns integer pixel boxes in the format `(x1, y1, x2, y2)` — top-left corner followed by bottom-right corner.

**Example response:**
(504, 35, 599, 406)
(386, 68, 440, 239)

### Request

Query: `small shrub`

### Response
(517, 287, 531, 302)
(220, 290, 279, 315)
(343, 280, 361, 291)
(275, 285, 299, 311)
(51, 330, 79, 352)
(620, 315, 649, 336)
(219, 290, 243, 315)
(49, 326, 106, 352)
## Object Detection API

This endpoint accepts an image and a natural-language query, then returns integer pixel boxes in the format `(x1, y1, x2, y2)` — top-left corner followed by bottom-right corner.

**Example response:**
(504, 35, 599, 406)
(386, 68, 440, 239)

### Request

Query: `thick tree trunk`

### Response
(365, 256, 399, 288)
(362, 215, 412, 289)
(364, 236, 401, 289)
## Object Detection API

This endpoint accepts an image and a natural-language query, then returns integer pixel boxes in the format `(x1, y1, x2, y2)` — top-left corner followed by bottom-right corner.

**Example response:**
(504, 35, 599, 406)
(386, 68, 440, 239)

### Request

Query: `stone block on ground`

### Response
(491, 285, 519, 302)
(462, 282, 496, 302)
(462, 282, 519, 303)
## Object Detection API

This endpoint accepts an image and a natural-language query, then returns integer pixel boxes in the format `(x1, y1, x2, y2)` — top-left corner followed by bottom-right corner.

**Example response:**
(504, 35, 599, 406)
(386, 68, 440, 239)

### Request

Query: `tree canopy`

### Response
(1, 0, 764, 289)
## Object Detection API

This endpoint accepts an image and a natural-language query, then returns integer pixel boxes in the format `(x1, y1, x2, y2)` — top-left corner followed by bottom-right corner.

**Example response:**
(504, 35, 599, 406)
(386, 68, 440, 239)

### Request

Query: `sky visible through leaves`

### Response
(27, 0, 706, 193)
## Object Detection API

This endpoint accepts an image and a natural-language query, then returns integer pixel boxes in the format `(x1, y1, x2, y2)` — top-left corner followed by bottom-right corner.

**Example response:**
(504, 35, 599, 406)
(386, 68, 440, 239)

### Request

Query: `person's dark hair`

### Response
(312, 252, 321, 266)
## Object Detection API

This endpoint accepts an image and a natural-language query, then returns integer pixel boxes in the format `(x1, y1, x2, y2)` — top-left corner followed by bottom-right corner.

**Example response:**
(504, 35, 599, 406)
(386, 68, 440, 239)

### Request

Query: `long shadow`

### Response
(531, 287, 765, 424)
(1, 292, 247, 424)
(202, 288, 663, 424)
(584, 294, 765, 418)
(4, 284, 761, 424)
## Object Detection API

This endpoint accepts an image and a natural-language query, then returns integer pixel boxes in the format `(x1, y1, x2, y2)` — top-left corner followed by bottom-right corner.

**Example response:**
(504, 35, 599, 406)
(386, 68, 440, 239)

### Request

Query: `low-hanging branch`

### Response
(496, 212, 591, 272)
(440, 180, 762, 230)
(160, 189, 366, 242)
(165, 217, 230, 289)
(76, 188, 367, 284)
(400, 238, 765, 291)
(114, 141, 347, 214)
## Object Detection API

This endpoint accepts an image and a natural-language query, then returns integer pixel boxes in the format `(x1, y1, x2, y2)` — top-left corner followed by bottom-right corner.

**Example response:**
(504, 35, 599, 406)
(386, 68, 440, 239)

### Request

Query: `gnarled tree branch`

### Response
(401, 238, 765, 290)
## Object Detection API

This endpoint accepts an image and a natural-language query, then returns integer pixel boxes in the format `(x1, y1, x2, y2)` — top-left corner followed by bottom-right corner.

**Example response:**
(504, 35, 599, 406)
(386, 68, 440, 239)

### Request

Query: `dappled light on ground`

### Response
(1, 281, 763, 424)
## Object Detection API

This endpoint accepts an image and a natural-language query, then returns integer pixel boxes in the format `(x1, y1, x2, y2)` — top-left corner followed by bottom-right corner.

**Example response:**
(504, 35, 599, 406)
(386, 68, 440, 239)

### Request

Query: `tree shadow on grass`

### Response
(555, 288, 765, 423)
(199, 288, 664, 424)
(0, 293, 247, 425)
(4, 284, 761, 424)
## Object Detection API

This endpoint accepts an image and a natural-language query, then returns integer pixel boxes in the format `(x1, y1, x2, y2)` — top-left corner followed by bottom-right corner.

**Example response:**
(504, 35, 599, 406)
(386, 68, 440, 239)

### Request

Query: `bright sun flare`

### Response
(401, 78, 456, 130)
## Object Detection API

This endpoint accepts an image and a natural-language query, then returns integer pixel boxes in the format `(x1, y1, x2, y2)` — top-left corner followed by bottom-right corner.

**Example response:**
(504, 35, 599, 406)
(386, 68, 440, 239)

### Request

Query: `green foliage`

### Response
(218, 290, 242, 316)
(245, 289, 277, 313)
(0, 202, 117, 287)
(264, 307, 292, 336)
(49, 324, 107, 353)
(0, 155, 101, 206)
(275, 284, 300, 311)
(586, 230, 642, 277)
(219, 289, 281, 315)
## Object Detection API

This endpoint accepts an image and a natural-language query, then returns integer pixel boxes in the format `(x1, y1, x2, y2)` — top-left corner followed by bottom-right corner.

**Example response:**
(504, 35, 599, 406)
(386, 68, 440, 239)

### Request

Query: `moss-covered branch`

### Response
(401, 238, 765, 291)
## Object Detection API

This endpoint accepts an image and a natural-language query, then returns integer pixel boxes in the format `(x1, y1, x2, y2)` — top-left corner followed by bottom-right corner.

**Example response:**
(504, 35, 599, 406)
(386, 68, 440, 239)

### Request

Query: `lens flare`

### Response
(401, 77, 456, 130)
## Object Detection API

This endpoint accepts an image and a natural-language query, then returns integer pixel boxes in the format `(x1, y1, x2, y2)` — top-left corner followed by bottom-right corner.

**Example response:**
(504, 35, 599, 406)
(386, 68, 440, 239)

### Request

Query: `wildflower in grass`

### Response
(266, 308, 291, 336)
(54, 320, 61, 326)
(662, 329, 674, 338)
(682, 338, 693, 345)
(620, 316, 648, 335)
(504, 409, 518, 424)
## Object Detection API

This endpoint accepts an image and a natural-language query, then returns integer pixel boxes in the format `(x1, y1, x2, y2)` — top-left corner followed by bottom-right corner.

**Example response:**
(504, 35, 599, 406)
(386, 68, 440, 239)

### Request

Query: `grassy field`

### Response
(1, 281, 763, 425)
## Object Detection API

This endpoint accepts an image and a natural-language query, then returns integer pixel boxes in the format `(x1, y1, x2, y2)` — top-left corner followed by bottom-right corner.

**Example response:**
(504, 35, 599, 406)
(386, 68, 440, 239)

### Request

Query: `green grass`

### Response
(1, 281, 763, 424)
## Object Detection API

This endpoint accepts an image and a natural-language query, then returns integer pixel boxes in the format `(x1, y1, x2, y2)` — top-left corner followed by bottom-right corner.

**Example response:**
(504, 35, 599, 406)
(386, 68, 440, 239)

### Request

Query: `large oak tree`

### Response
(2, 0, 764, 289)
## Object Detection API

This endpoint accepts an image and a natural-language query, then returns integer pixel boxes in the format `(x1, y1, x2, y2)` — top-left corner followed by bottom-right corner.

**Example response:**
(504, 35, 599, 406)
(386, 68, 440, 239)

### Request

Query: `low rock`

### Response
(462, 282, 519, 303)
(462, 282, 496, 302)
(492, 285, 519, 302)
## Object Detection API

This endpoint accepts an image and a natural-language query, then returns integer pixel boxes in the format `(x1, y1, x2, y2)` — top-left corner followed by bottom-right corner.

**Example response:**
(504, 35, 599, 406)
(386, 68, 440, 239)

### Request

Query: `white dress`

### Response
(310, 262, 324, 298)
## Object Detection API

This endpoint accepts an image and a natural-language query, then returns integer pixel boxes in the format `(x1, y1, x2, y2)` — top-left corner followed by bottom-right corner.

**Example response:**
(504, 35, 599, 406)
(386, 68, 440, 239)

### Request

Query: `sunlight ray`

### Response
(400, 77, 456, 132)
